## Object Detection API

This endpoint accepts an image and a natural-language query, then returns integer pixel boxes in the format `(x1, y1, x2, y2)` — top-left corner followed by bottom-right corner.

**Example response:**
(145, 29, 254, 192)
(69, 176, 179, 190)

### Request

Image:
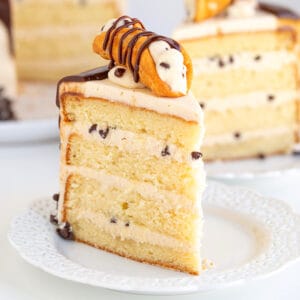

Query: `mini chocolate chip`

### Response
(254, 55, 261, 61)
(100, 25, 105, 31)
(267, 94, 275, 101)
(56, 222, 74, 240)
(199, 102, 205, 109)
(89, 124, 98, 133)
(161, 146, 171, 157)
(160, 62, 170, 69)
(234, 132, 241, 139)
(114, 67, 126, 78)
(52, 193, 59, 201)
(165, 47, 169, 51)
(229, 55, 234, 64)
(99, 127, 109, 139)
(50, 214, 58, 225)
(182, 72, 185, 78)
(0, 96, 15, 121)
(110, 217, 117, 224)
(258, 153, 266, 160)
(125, 222, 130, 227)
(191, 152, 203, 160)
(218, 59, 225, 68)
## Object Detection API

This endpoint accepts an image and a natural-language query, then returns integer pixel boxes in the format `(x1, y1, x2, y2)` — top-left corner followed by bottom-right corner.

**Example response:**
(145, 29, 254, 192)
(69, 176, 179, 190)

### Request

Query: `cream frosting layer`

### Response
(0, 22, 16, 99)
(74, 209, 198, 252)
(173, 13, 278, 41)
(57, 164, 205, 226)
(62, 123, 204, 165)
(193, 51, 296, 75)
(199, 90, 298, 111)
(59, 79, 202, 122)
(204, 126, 294, 147)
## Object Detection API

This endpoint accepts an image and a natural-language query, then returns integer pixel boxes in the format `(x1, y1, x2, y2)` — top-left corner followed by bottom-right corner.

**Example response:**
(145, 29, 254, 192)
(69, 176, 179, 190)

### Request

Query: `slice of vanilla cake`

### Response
(54, 16, 205, 275)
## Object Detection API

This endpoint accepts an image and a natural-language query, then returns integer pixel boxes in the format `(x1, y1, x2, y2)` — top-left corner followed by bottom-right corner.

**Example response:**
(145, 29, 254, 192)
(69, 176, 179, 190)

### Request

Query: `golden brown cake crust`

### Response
(76, 238, 199, 275)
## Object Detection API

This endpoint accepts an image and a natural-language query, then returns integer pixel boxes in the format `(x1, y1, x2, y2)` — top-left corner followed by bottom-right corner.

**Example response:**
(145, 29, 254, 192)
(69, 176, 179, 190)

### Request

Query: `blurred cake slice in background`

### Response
(0, 0, 16, 121)
(11, 0, 125, 81)
(55, 16, 205, 275)
(175, 0, 300, 160)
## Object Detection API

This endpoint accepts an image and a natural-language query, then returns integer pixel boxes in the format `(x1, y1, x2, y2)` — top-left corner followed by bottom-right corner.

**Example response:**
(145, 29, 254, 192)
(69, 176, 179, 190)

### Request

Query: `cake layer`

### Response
(12, 0, 123, 27)
(203, 129, 294, 160)
(178, 29, 295, 58)
(60, 91, 203, 149)
(67, 216, 200, 275)
(192, 65, 297, 99)
(204, 101, 296, 136)
(14, 27, 102, 59)
(61, 122, 198, 163)
(16, 57, 104, 81)
(65, 133, 201, 198)
(63, 173, 201, 242)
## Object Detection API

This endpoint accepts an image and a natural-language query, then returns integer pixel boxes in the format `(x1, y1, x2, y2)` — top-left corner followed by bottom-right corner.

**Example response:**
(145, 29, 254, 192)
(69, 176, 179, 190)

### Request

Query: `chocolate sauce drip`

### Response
(258, 2, 300, 20)
(0, 0, 13, 53)
(56, 65, 109, 107)
(103, 16, 181, 83)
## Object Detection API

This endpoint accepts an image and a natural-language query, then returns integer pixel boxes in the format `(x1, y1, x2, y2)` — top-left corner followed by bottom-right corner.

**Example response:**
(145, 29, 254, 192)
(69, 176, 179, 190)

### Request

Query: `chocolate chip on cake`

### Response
(229, 55, 234, 64)
(254, 55, 261, 61)
(218, 59, 225, 68)
(110, 217, 117, 224)
(267, 94, 275, 102)
(191, 152, 203, 160)
(114, 67, 126, 78)
(234, 132, 241, 139)
(52, 193, 59, 202)
(56, 222, 74, 240)
(160, 62, 170, 69)
(50, 214, 58, 225)
(99, 127, 109, 139)
(199, 102, 205, 109)
(125, 222, 130, 227)
(89, 124, 98, 133)
(161, 145, 171, 157)
(258, 153, 266, 160)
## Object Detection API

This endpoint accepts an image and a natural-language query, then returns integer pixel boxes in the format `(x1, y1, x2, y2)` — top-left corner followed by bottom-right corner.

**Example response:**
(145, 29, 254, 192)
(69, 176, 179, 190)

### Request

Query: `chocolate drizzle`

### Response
(258, 2, 300, 20)
(56, 65, 109, 107)
(102, 16, 181, 83)
(0, 0, 13, 53)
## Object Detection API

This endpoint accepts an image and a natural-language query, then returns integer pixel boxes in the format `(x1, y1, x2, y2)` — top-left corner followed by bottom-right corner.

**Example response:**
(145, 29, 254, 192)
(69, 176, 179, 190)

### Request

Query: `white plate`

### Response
(205, 154, 300, 179)
(0, 119, 58, 143)
(8, 182, 300, 295)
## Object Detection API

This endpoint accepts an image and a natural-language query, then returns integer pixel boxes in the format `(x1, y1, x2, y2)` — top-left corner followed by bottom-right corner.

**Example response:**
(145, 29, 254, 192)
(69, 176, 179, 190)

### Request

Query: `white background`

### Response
(129, 0, 300, 35)
(1, 0, 300, 299)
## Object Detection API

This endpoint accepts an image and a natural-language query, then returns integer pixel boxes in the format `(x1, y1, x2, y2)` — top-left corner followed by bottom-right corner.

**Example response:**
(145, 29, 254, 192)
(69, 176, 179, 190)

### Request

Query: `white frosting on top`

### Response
(227, 0, 258, 18)
(173, 13, 278, 41)
(193, 51, 296, 75)
(59, 79, 202, 122)
(149, 41, 187, 94)
(108, 66, 144, 89)
(0, 21, 16, 99)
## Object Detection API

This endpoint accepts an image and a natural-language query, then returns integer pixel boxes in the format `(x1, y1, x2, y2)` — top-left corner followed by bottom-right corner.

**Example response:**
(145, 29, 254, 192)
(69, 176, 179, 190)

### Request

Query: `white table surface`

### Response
(0, 141, 299, 300)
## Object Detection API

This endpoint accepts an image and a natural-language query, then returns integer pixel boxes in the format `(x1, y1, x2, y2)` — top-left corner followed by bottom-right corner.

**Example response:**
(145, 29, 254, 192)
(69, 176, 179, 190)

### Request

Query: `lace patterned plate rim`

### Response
(8, 182, 300, 295)
(205, 153, 300, 179)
